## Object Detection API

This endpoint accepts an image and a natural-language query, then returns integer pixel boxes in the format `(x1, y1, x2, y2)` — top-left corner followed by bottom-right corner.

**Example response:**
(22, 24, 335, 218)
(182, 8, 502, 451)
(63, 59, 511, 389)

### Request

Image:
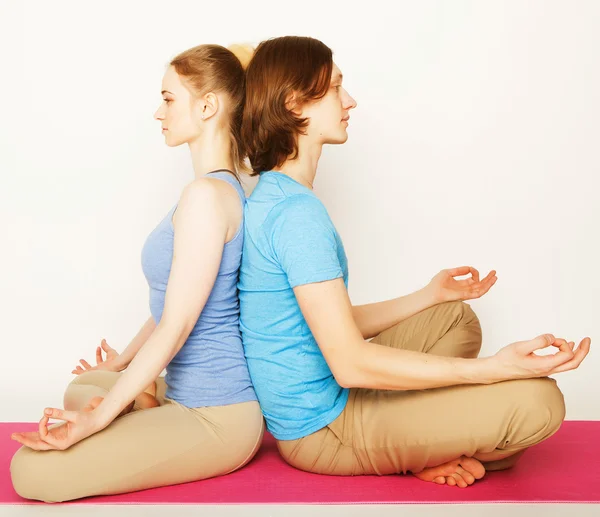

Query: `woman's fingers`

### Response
(43, 407, 78, 424)
(96, 346, 103, 364)
(101, 339, 115, 353)
(11, 431, 54, 451)
(38, 414, 51, 441)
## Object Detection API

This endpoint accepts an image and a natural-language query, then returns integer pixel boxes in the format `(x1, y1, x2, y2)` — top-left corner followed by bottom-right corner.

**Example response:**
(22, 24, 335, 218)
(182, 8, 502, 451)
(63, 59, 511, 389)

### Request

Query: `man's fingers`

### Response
(531, 338, 576, 372)
(549, 338, 591, 374)
(520, 334, 556, 354)
(447, 266, 471, 278)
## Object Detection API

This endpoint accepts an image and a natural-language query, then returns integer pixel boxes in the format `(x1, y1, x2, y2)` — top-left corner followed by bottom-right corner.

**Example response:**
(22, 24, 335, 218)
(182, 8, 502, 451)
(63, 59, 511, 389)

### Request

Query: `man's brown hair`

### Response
(242, 36, 333, 175)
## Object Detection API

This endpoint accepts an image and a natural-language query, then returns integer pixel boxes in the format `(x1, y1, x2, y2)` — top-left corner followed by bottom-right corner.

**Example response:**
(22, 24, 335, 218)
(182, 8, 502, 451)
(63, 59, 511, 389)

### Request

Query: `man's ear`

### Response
(285, 91, 302, 116)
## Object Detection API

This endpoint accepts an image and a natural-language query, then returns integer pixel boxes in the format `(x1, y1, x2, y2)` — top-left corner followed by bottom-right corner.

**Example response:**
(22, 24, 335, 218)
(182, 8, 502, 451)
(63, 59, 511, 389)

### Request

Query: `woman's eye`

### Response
(163, 99, 171, 104)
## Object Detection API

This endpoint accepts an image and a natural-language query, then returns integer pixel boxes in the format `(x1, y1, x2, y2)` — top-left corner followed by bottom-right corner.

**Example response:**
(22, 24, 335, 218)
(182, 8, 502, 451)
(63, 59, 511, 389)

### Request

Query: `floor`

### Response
(2, 504, 599, 517)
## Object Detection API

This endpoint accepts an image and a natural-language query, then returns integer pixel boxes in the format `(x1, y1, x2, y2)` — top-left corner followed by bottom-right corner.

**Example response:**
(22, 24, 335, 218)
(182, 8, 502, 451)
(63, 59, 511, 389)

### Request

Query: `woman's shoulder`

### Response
(172, 178, 231, 228)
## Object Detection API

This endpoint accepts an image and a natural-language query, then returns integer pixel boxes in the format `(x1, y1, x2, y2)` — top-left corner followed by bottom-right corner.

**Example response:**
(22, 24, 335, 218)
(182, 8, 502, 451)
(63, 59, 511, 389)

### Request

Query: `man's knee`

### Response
(439, 301, 483, 356)
(507, 377, 566, 447)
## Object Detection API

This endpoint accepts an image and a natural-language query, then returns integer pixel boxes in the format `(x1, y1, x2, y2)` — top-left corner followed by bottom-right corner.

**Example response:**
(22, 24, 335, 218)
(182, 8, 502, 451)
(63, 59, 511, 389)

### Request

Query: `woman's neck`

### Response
(188, 128, 235, 180)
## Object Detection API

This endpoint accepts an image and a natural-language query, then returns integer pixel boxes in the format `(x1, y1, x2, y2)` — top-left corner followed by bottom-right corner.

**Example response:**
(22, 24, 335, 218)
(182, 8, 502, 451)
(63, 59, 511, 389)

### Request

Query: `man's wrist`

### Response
(419, 284, 442, 308)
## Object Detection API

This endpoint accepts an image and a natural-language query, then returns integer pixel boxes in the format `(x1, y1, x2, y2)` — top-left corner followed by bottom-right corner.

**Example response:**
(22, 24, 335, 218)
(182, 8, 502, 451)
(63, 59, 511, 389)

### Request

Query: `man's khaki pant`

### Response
(278, 301, 565, 476)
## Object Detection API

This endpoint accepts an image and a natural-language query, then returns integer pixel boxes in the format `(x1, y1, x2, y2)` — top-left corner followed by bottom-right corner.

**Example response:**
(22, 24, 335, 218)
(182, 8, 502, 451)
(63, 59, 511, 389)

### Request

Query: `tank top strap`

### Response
(206, 171, 246, 205)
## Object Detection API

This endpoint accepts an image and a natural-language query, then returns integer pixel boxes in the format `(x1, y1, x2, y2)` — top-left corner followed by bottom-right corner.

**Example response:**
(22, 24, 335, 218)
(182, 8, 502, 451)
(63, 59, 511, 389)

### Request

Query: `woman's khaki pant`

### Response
(10, 372, 264, 503)
(277, 301, 566, 476)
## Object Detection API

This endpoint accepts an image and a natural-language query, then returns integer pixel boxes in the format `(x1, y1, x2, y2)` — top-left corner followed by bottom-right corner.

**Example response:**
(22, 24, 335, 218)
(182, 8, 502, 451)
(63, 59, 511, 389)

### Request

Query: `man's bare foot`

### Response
(412, 456, 486, 488)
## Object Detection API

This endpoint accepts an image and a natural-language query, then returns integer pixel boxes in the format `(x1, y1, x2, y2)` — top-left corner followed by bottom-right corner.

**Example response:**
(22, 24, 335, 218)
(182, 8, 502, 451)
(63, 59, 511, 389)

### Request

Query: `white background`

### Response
(1, 0, 598, 422)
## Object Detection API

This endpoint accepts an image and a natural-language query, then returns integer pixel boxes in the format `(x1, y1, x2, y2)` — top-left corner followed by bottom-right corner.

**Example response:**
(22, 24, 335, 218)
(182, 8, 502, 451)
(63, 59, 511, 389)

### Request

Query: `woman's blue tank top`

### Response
(141, 171, 257, 408)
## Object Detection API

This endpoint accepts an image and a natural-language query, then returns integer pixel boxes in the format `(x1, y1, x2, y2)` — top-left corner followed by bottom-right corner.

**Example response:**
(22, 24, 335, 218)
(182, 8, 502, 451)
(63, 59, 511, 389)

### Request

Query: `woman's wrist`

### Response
(110, 356, 129, 372)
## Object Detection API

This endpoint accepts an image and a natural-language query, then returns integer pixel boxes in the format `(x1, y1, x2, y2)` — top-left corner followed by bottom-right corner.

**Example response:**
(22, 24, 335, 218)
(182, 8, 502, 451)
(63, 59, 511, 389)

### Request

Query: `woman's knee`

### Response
(11, 447, 67, 503)
(69, 370, 120, 387)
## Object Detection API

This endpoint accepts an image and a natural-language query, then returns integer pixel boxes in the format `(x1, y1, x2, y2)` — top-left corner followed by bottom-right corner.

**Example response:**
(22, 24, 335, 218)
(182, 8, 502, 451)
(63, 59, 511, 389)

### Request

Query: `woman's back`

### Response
(143, 171, 256, 408)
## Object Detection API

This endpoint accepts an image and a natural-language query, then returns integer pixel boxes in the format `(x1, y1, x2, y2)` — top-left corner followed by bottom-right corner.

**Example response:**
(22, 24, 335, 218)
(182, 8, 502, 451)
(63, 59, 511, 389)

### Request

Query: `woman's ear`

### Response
(200, 92, 219, 121)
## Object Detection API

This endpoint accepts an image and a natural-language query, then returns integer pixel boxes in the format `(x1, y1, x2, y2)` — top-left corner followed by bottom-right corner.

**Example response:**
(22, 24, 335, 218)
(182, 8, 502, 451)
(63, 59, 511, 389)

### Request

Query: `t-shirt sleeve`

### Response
(264, 194, 343, 288)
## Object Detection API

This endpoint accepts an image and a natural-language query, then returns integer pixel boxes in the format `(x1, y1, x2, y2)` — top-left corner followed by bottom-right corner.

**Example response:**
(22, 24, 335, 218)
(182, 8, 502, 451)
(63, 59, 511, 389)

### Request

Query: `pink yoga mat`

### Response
(2, 421, 599, 505)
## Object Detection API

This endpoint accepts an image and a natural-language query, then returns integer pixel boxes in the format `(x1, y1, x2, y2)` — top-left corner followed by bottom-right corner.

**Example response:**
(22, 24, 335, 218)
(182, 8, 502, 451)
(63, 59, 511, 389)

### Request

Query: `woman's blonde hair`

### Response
(170, 43, 255, 176)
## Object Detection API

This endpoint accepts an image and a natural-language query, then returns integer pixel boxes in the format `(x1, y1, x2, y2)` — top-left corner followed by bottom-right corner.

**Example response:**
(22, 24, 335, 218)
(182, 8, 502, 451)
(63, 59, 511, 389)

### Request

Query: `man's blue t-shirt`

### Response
(238, 171, 350, 440)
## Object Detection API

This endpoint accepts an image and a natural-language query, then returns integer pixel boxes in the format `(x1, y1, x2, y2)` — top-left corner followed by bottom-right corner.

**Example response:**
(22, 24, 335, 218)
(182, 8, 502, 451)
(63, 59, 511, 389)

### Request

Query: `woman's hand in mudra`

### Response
(72, 339, 124, 375)
(427, 266, 497, 304)
(10, 403, 111, 451)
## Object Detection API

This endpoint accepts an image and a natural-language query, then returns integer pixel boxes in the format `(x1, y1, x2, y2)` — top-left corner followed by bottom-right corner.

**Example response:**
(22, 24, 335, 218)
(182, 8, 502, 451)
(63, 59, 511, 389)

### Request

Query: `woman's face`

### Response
(153, 66, 204, 147)
(300, 62, 357, 146)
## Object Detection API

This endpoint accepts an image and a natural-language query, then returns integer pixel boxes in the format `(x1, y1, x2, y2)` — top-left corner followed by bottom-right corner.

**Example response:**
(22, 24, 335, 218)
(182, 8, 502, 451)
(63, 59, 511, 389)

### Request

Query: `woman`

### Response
(238, 36, 590, 488)
(10, 43, 263, 503)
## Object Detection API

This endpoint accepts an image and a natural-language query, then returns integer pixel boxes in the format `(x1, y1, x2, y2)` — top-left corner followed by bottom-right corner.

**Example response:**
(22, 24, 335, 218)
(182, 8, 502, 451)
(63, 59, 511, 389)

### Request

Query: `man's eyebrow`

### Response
(161, 90, 174, 95)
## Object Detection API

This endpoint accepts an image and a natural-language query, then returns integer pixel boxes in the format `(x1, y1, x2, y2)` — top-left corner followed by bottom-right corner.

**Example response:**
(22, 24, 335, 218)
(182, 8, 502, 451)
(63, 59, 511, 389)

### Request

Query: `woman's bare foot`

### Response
(134, 391, 160, 410)
(144, 380, 157, 397)
(412, 456, 486, 488)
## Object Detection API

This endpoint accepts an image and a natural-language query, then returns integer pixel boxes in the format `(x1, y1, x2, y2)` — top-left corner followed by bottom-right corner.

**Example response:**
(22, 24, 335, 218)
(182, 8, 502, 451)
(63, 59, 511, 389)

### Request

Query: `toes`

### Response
(446, 475, 457, 486)
(433, 476, 446, 484)
(451, 472, 468, 488)
(456, 466, 475, 485)
(459, 456, 486, 480)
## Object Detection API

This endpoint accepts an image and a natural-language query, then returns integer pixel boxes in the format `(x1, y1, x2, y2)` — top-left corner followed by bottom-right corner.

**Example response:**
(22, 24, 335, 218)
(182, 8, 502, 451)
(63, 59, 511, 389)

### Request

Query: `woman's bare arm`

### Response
(92, 179, 230, 424)
(114, 316, 157, 370)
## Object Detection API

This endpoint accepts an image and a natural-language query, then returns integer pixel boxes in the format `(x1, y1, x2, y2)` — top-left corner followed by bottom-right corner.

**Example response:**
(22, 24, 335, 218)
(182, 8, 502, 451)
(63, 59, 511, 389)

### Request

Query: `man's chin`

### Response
(324, 133, 349, 145)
